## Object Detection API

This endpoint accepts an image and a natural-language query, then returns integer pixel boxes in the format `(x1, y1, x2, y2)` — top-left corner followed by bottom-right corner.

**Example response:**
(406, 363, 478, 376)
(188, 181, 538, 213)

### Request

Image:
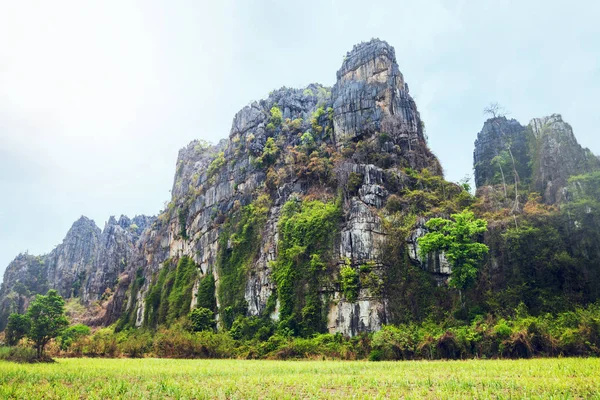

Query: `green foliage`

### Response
(300, 131, 315, 148)
(254, 137, 279, 168)
(207, 151, 226, 178)
(196, 274, 217, 313)
(347, 172, 363, 195)
(116, 268, 145, 332)
(568, 171, 600, 199)
(418, 211, 489, 290)
(193, 139, 211, 153)
(143, 257, 198, 329)
(229, 316, 274, 341)
(273, 197, 342, 336)
(269, 105, 282, 127)
(58, 324, 91, 351)
(283, 117, 303, 133)
(144, 262, 170, 329)
(178, 206, 189, 240)
(340, 263, 359, 303)
(493, 319, 512, 339)
(116, 329, 153, 358)
(166, 257, 199, 324)
(26, 289, 69, 358)
(189, 308, 216, 332)
(152, 327, 236, 359)
(385, 194, 402, 213)
(485, 205, 600, 315)
(0, 346, 38, 363)
(5, 313, 30, 346)
(217, 195, 271, 328)
(310, 106, 325, 135)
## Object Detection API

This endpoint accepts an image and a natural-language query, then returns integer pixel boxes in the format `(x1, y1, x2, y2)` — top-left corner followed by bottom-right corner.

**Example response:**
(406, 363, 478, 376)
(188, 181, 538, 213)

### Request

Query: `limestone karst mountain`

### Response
(2, 39, 600, 335)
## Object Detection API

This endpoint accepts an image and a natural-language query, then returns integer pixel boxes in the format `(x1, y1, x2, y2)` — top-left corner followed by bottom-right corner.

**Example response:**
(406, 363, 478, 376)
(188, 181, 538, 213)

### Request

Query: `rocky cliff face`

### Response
(473, 114, 600, 204)
(1, 39, 452, 335)
(0, 215, 154, 329)
(529, 114, 600, 204)
(333, 41, 439, 173)
(473, 117, 530, 189)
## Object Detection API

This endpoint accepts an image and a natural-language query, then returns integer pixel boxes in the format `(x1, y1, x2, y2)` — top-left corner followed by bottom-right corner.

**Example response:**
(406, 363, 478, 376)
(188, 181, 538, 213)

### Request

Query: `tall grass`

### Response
(0, 358, 599, 399)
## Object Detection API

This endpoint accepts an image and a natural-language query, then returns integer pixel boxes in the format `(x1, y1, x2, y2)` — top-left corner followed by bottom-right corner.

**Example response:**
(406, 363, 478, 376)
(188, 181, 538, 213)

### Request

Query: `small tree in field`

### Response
(26, 290, 69, 358)
(418, 210, 489, 292)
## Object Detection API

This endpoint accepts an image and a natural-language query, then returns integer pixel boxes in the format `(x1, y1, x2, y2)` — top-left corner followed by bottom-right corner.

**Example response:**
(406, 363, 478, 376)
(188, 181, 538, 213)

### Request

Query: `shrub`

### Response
(340, 265, 359, 303)
(347, 172, 363, 195)
(493, 319, 512, 339)
(269, 106, 282, 127)
(153, 327, 236, 359)
(58, 324, 91, 351)
(189, 308, 216, 332)
(207, 151, 226, 177)
(436, 331, 461, 359)
(0, 346, 39, 363)
(117, 330, 153, 358)
(385, 194, 402, 214)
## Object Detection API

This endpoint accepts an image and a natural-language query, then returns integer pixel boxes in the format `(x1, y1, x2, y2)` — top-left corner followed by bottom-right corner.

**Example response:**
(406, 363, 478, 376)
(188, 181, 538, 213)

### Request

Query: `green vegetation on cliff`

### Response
(217, 195, 271, 329)
(273, 197, 342, 336)
(142, 256, 198, 329)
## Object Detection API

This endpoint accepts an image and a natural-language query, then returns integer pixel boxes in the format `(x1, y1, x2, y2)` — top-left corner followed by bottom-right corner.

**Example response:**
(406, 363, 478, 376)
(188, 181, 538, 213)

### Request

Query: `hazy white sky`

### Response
(1, 0, 599, 281)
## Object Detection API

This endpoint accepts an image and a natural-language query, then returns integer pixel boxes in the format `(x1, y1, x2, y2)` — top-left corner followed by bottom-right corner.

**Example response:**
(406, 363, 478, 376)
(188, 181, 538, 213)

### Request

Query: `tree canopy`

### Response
(25, 289, 69, 358)
(418, 210, 489, 290)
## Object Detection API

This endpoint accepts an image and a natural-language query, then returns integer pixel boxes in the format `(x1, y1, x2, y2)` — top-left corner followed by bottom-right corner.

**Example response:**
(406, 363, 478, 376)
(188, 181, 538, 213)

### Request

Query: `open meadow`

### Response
(1, 358, 599, 399)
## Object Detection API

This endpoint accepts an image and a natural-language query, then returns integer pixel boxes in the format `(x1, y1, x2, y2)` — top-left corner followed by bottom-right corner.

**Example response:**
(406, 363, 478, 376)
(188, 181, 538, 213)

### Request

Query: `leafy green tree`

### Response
(26, 289, 69, 358)
(418, 210, 489, 291)
(5, 313, 30, 346)
(189, 307, 216, 332)
(58, 323, 91, 351)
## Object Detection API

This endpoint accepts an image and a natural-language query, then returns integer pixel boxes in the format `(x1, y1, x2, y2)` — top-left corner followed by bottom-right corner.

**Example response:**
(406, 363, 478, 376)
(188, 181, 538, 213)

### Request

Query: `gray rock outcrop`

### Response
(473, 114, 600, 204)
(1, 39, 448, 335)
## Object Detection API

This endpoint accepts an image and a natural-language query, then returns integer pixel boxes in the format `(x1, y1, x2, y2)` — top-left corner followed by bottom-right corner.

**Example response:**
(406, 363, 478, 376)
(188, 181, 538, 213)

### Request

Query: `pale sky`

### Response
(1, 0, 599, 281)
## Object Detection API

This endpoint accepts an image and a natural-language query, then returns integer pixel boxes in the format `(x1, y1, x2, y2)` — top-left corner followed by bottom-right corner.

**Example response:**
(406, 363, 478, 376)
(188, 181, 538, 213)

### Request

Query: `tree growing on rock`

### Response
(418, 210, 489, 292)
(483, 102, 506, 119)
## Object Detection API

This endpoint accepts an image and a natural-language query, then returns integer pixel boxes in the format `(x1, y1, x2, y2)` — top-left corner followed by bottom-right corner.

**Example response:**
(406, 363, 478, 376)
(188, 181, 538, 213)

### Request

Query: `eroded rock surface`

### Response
(1, 39, 449, 335)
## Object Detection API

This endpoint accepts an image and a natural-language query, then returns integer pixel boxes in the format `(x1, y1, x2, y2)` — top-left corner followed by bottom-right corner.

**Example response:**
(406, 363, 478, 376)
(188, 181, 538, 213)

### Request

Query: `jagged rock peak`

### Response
(473, 113, 600, 204)
(337, 39, 403, 85)
(530, 114, 572, 139)
(332, 38, 438, 172)
(104, 214, 155, 234)
(473, 117, 527, 189)
(528, 114, 600, 204)
(64, 216, 101, 239)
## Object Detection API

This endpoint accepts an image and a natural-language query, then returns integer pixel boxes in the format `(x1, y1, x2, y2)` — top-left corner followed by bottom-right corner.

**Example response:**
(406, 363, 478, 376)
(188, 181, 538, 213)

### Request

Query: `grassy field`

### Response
(1, 358, 599, 399)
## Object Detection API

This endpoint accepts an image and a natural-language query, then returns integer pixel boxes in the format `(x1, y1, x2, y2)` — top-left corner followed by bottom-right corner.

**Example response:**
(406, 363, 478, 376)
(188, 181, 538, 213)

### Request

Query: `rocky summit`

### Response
(2, 39, 600, 337)
(474, 114, 600, 205)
